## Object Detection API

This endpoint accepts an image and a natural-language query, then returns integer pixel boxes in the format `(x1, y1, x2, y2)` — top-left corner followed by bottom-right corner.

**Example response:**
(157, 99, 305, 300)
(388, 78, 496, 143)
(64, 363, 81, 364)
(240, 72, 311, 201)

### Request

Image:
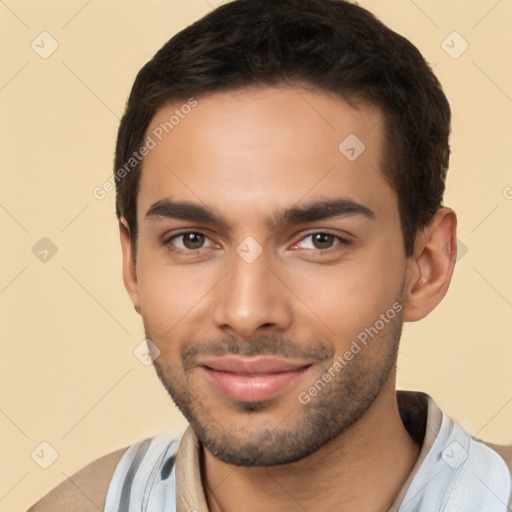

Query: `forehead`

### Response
(137, 86, 395, 223)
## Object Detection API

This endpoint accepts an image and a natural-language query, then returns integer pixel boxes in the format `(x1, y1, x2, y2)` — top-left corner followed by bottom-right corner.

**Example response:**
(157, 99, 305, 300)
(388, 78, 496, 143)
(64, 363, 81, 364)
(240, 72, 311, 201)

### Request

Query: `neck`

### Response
(202, 385, 420, 512)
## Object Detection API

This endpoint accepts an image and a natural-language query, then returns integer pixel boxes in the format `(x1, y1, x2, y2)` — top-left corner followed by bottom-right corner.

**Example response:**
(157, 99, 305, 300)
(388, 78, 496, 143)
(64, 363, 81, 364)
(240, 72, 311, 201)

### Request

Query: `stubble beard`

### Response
(149, 314, 402, 467)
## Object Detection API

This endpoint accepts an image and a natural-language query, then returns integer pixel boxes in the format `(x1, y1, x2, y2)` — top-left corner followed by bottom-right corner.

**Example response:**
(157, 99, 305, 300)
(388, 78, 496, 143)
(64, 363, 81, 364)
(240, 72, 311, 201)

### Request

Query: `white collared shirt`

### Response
(104, 391, 512, 511)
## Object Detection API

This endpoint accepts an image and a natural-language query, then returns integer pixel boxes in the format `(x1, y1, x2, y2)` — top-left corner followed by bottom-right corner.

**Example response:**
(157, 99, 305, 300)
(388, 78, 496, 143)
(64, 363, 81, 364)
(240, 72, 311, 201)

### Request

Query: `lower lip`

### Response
(202, 366, 309, 402)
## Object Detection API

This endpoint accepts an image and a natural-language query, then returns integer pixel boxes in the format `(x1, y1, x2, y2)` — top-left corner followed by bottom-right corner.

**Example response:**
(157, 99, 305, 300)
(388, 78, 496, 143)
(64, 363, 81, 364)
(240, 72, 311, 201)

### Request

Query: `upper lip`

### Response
(198, 355, 312, 375)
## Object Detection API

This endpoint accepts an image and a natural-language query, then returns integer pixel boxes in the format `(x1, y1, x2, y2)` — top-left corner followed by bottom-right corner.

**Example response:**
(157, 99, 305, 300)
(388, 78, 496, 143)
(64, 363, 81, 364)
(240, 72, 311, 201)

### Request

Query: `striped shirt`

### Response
(104, 391, 512, 511)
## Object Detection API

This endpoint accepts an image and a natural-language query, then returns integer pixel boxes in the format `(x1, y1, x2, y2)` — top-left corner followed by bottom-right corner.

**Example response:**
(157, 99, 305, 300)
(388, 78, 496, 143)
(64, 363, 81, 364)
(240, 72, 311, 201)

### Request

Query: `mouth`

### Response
(198, 355, 312, 402)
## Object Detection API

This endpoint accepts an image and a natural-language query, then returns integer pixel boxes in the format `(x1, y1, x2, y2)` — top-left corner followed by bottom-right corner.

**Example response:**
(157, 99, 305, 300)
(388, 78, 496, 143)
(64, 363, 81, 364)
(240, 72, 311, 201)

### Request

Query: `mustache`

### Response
(181, 334, 334, 370)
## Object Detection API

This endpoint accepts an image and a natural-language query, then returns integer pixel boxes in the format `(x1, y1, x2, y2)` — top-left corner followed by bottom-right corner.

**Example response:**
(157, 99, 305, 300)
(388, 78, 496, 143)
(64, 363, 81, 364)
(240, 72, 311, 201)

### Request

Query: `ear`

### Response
(402, 207, 457, 322)
(119, 218, 141, 315)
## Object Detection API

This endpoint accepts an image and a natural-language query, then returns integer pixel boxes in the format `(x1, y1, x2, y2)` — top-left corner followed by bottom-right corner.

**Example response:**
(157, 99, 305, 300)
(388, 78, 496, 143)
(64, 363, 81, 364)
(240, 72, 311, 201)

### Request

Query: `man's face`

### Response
(125, 87, 409, 466)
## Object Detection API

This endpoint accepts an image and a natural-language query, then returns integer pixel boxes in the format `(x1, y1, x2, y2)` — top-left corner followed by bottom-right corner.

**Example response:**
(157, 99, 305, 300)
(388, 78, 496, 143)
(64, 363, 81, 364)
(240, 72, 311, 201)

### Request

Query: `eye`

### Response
(166, 231, 215, 251)
(294, 232, 348, 250)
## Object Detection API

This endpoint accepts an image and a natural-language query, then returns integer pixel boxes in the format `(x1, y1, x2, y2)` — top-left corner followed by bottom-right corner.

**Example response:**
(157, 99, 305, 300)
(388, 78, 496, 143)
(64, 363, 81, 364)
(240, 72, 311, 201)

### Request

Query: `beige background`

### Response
(0, 0, 511, 510)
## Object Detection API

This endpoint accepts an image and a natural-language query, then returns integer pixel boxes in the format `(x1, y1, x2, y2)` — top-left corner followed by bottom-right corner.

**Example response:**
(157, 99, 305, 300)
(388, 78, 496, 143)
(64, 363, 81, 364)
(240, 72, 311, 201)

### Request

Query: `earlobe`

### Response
(402, 208, 457, 322)
(119, 219, 141, 315)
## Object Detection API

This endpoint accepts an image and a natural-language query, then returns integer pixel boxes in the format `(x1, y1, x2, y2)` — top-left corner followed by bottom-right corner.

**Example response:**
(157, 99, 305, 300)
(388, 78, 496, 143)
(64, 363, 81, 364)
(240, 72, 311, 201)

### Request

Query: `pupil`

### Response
(184, 233, 204, 249)
(313, 233, 333, 249)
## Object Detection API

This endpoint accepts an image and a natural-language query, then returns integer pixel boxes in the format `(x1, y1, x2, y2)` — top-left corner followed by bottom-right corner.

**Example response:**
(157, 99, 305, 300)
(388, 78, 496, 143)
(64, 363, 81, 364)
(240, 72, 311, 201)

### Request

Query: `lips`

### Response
(198, 355, 311, 402)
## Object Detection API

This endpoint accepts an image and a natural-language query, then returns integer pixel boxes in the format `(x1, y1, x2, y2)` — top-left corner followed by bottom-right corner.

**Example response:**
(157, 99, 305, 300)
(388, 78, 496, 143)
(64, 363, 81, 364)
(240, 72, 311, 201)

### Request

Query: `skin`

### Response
(113, 86, 457, 512)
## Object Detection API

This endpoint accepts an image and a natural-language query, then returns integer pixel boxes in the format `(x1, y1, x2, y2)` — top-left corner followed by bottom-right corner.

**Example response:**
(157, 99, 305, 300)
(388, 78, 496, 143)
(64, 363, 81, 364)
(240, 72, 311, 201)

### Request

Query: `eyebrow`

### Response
(145, 197, 375, 230)
(146, 200, 230, 228)
(271, 198, 375, 227)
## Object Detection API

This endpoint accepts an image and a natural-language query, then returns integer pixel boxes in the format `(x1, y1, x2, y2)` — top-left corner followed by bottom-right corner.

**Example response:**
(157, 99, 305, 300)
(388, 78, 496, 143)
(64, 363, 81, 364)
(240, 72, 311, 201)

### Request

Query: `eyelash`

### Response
(163, 230, 351, 254)
(163, 231, 215, 252)
(292, 232, 351, 251)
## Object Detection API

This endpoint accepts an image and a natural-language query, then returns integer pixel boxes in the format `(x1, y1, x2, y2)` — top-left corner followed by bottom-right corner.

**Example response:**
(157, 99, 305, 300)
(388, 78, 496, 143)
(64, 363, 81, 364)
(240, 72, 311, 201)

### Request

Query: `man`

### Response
(28, 0, 512, 510)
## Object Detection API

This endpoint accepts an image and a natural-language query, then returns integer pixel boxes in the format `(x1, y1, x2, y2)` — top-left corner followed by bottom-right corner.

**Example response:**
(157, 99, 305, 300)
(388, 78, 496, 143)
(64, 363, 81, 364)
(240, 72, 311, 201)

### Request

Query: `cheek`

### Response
(135, 249, 217, 340)
(346, 250, 405, 337)
(280, 240, 405, 343)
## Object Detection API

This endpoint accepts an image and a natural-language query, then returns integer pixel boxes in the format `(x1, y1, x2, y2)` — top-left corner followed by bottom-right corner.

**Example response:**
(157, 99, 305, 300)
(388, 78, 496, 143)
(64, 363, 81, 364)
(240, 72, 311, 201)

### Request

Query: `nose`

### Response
(211, 247, 293, 339)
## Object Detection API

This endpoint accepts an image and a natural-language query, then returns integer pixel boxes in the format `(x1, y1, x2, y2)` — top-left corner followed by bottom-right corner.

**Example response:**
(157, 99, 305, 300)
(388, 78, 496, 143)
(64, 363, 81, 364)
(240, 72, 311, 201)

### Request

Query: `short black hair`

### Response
(115, 0, 451, 257)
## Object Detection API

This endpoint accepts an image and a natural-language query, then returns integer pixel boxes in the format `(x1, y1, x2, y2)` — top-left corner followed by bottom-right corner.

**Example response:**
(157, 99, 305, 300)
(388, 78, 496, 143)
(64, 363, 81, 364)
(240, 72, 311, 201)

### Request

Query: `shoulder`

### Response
(482, 441, 512, 473)
(26, 446, 129, 512)
(26, 435, 183, 512)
